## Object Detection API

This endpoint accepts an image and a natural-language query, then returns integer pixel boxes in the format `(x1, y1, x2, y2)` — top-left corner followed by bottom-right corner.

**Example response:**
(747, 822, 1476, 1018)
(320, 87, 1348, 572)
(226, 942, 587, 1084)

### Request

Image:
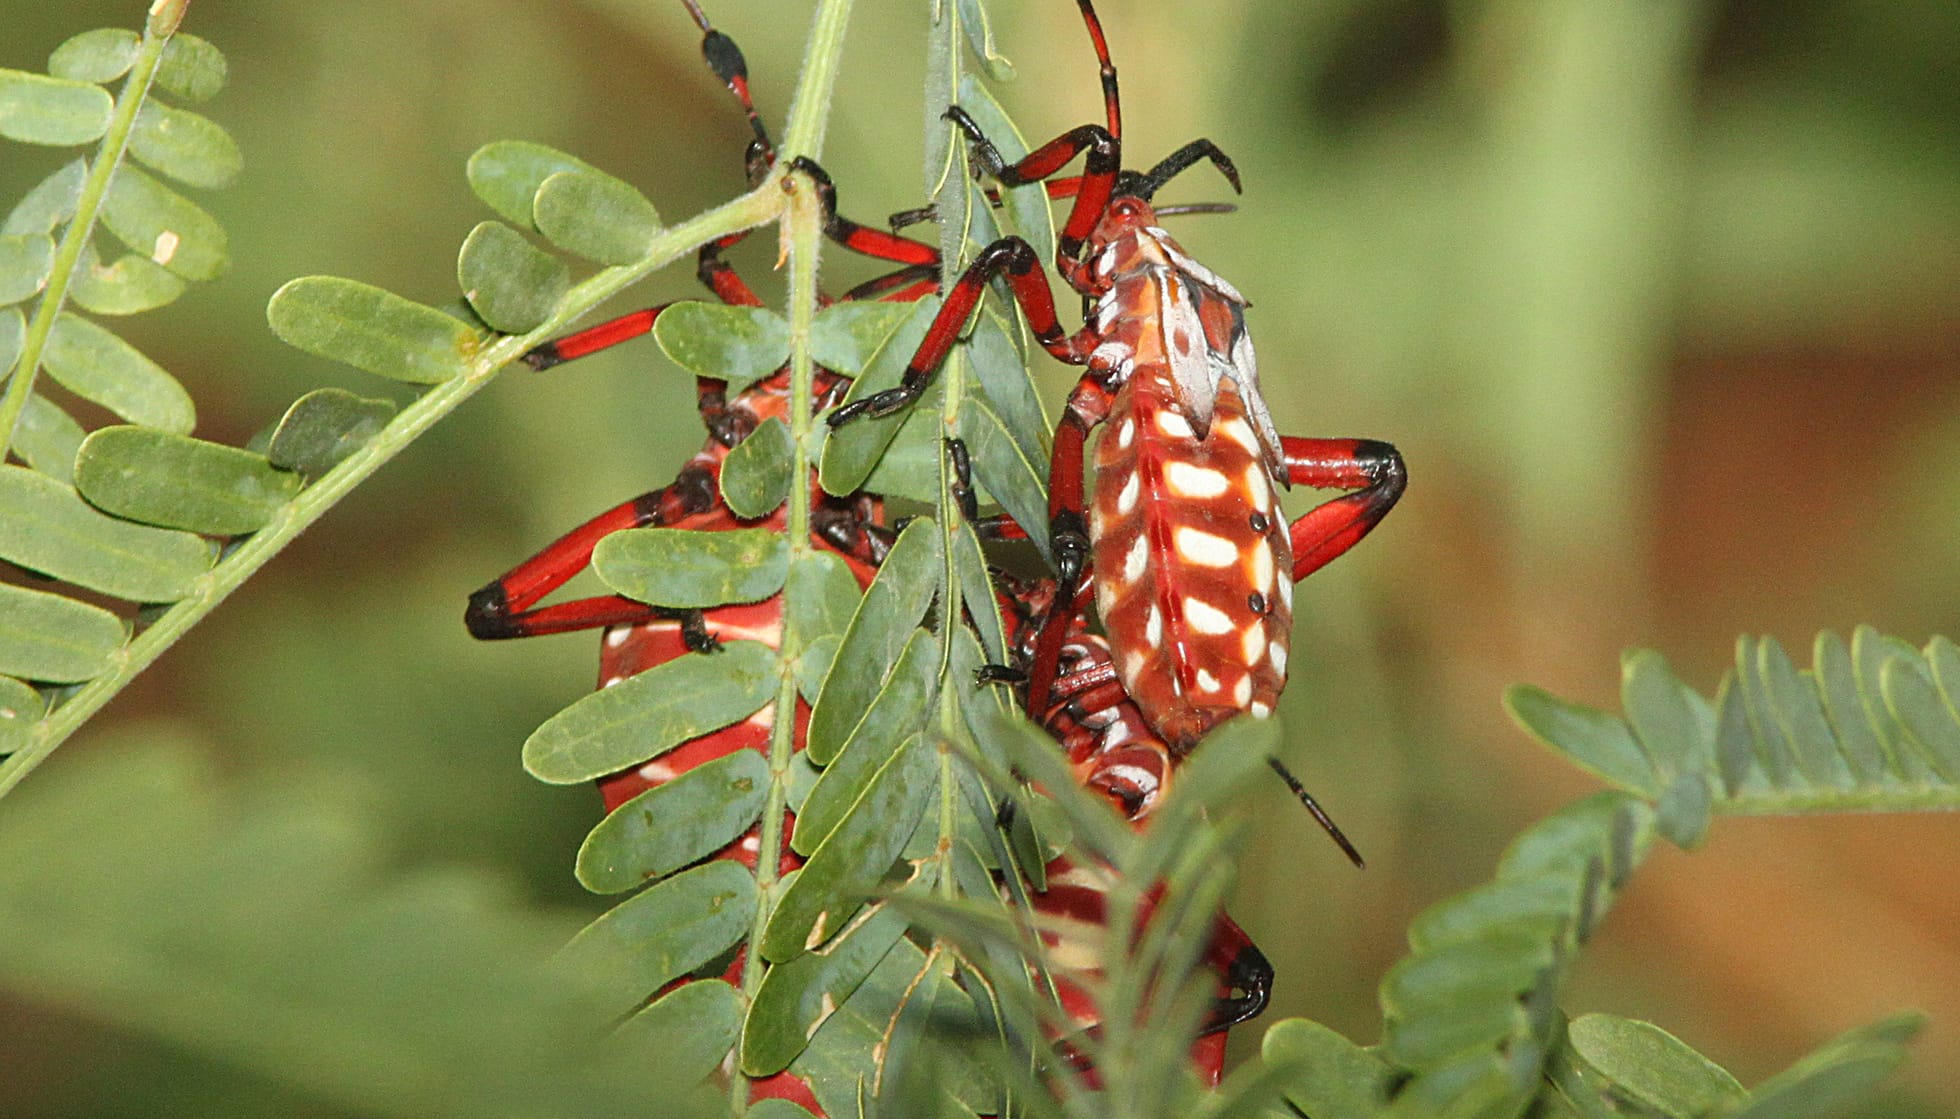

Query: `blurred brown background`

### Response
(2, 0, 1955, 1114)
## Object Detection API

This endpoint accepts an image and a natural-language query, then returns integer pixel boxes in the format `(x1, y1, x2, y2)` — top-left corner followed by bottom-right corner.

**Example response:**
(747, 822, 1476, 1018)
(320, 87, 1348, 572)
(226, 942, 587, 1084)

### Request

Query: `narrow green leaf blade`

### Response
(75, 427, 302, 535)
(534, 169, 660, 265)
(806, 519, 943, 764)
(1758, 637, 1849, 786)
(960, 394, 1053, 564)
(42, 313, 194, 432)
(129, 101, 242, 189)
(0, 233, 54, 305)
(783, 549, 864, 649)
(719, 417, 794, 519)
(956, 74, 1054, 272)
(265, 388, 397, 477)
(466, 140, 601, 227)
(47, 29, 139, 84)
(458, 221, 569, 334)
(0, 69, 112, 145)
(818, 297, 940, 495)
(794, 630, 941, 854)
(743, 905, 909, 1076)
(652, 303, 791, 393)
(594, 526, 789, 609)
(1505, 684, 1660, 796)
(100, 164, 227, 281)
(523, 640, 779, 783)
(557, 860, 759, 1017)
(761, 736, 935, 962)
(268, 276, 478, 384)
(0, 464, 211, 600)
(0, 582, 124, 683)
(1879, 657, 1960, 782)
(1814, 631, 1891, 784)
(575, 749, 770, 893)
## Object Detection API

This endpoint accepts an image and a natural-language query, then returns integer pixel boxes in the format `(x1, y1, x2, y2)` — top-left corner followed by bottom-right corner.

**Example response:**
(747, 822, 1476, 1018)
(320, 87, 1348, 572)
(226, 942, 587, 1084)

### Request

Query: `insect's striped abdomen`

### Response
(1091, 369, 1293, 751)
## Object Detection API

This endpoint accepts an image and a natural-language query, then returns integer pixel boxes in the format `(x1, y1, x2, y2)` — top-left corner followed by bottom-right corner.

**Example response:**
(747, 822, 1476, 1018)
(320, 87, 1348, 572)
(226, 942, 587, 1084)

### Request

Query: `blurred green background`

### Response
(3, 0, 1957, 1113)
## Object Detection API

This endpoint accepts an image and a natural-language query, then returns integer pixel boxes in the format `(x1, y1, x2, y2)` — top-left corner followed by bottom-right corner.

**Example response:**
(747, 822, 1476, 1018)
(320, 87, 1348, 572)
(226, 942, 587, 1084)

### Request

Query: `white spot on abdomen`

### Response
(1174, 526, 1236, 567)
(1155, 410, 1193, 439)
(1183, 597, 1234, 635)
(1165, 461, 1229, 498)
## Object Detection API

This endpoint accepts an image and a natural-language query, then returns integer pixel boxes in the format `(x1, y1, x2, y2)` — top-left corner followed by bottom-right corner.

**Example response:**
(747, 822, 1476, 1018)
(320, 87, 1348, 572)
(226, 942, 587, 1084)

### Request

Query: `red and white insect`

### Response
(829, 0, 1405, 763)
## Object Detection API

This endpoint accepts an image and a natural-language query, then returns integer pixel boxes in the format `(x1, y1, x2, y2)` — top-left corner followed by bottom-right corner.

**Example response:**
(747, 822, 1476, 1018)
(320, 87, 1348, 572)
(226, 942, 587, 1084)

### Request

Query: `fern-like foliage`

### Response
(1508, 627, 1960, 849)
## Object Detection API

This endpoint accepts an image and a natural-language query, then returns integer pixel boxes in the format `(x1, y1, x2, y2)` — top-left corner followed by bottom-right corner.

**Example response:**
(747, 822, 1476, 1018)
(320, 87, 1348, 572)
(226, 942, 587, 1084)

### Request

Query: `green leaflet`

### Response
(3, 159, 84, 236)
(156, 34, 226, 103)
(1259, 1019, 1395, 1119)
(1567, 1014, 1745, 1116)
(818, 296, 941, 496)
(955, 74, 1053, 273)
(652, 302, 791, 393)
(805, 518, 942, 765)
(458, 221, 568, 334)
(127, 100, 241, 190)
(594, 526, 788, 609)
(1507, 682, 1659, 797)
(574, 749, 770, 893)
(74, 426, 302, 535)
(47, 29, 140, 84)
(0, 676, 44, 756)
(0, 69, 112, 146)
(0, 233, 53, 305)
(760, 734, 936, 962)
(793, 628, 941, 853)
(10, 395, 80, 484)
(718, 417, 794, 519)
(466, 139, 603, 227)
(68, 243, 186, 315)
(0, 581, 124, 683)
(0, 464, 210, 600)
(265, 387, 397, 477)
(558, 859, 758, 1017)
(99, 164, 227, 281)
(523, 640, 778, 784)
(781, 548, 864, 651)
(809, 302, 918, 377)
(959, 393, 1052, 564)
(614, 979, 744, 1086)
(268, 276, 479, 384)
(533, 168, 660, 265)
(742, 904, 909, 1076)
(42, 313, 195, 432)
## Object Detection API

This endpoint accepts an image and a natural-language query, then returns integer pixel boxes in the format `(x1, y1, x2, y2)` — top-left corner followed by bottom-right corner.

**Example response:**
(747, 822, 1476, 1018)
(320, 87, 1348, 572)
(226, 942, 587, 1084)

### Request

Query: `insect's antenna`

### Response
(1267, 757, 1365, 869)
(682, 0, 775, 174)
(1074, 0, 1121, 142)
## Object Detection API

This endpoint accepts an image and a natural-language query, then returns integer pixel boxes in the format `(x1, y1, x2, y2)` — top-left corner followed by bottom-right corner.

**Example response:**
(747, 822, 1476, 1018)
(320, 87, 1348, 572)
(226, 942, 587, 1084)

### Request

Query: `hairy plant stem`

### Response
(0, 7, 179, 462)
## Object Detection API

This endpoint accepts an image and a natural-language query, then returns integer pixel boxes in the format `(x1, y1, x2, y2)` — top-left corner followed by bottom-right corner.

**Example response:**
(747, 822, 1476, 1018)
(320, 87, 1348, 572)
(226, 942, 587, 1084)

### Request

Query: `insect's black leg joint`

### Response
(667, 608, 722, 654)
(1051, 510, 1091, 587)
(464, 583, 516, 640)
(670, 466, 720, 517)
(976, 663, 1028, 686)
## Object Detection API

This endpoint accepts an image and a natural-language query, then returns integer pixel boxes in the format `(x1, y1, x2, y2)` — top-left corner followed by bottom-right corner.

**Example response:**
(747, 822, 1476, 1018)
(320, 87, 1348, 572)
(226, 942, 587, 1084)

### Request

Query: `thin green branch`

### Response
(0, 188, 777, 800)
(776, 0, 855, 163)
(0, 9, 180, 460)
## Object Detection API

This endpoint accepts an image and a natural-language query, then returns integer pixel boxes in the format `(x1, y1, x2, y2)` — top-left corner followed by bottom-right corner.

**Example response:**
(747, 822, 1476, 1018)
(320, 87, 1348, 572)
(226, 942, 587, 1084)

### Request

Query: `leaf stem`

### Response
(0, 9, 179, 461)
(0, 189, 776, 800)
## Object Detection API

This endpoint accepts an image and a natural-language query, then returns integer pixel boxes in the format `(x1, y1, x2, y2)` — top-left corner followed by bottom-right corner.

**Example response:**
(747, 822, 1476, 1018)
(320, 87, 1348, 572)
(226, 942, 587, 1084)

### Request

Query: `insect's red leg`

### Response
(1199, 915, 1272, 1034)
(826, 237, 1097, 426)
(1280, 437, 1407, 582)
(945, 111, 1117, 271)
(1022, 375, 1117, 715)
(465, 467, 720, 640)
